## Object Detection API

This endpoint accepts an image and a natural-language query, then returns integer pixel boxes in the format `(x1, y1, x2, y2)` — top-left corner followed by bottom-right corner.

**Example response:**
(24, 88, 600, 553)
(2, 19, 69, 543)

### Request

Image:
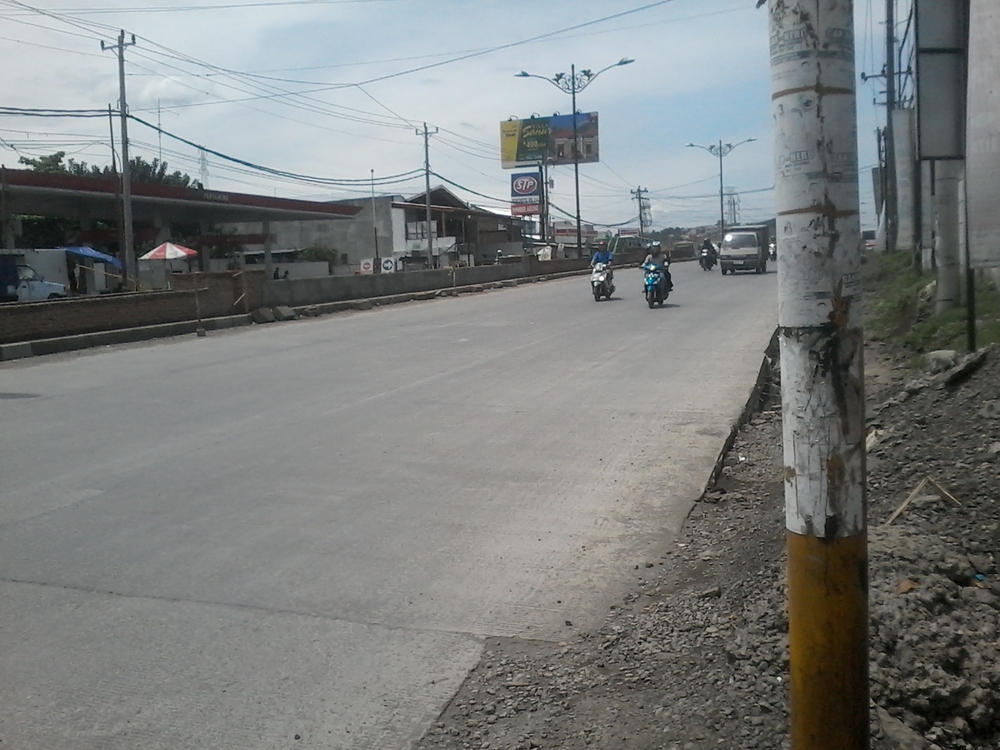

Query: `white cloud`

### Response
(0, 0, 886, 229)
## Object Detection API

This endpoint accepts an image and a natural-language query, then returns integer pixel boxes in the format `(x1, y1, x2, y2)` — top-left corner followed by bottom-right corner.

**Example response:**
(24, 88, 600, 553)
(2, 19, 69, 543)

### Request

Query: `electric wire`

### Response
(129, 113, 424, 186)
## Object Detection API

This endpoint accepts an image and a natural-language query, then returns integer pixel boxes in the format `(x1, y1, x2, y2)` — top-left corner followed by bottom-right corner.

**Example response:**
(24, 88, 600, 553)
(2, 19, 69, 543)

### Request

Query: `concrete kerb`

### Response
(0, 313, 252, 362)
(699, 328, 780, 503)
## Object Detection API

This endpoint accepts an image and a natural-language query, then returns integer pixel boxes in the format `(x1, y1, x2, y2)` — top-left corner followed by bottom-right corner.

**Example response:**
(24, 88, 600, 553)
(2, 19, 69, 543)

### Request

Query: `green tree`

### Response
(19, 152, 201, 188)
(17, 151, 71, 173)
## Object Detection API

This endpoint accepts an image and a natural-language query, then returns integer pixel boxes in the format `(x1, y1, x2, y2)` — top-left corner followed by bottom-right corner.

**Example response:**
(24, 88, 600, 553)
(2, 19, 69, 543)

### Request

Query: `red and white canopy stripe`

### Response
(138, 242, 199, 260)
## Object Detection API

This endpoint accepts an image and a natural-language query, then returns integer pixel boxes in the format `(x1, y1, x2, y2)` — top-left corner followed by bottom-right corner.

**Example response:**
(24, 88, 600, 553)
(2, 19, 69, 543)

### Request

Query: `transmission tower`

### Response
(725, 189, 740, 226)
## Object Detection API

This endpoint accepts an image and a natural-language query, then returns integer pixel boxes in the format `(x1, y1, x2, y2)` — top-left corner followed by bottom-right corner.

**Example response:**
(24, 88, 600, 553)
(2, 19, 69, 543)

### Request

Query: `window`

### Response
(406, 221, 437, 240)
(724, 233, 759, 250)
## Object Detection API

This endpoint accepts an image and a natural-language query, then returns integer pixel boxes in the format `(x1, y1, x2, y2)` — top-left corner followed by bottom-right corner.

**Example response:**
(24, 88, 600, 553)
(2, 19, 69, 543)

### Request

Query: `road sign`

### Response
(360, 258, 374, 275)
(380, 257, 395, 273)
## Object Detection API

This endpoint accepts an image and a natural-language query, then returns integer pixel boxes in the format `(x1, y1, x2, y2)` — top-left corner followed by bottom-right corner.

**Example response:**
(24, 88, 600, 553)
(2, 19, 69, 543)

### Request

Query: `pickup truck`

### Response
(719, 224, 770, 275)
(0, 256, 68, 302)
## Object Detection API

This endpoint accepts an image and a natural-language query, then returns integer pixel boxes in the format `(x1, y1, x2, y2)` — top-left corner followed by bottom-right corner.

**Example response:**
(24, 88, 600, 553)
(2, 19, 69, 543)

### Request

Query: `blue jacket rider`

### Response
(642, 243, 673, 292)
(591, 247, 614, 280)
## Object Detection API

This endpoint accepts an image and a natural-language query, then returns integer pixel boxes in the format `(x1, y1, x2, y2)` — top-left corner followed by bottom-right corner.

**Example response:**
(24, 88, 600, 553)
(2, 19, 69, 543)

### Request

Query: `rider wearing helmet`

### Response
(642, 241, 673, 293)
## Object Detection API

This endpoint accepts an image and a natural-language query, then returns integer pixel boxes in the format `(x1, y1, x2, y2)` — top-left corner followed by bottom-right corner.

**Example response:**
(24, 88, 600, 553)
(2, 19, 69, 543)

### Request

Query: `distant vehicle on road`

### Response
(0, 256, 68, 302)
(672, 240, 696, 260)
(719, 224, 770, 275)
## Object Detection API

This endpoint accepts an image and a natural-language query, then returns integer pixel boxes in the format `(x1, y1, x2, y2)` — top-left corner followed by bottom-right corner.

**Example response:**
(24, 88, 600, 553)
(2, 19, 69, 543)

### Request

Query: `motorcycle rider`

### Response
(590, 244, 615, 284)
(700, 237, 717, 269)
(642, 241, 673, 293)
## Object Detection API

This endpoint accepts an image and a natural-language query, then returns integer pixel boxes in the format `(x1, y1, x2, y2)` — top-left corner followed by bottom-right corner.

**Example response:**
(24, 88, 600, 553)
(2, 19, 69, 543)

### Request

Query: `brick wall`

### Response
(0, 270, 266, 344)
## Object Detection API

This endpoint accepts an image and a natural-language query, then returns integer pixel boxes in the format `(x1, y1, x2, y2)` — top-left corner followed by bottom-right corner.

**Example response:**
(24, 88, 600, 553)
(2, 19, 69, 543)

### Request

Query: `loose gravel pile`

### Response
(417, 343, 1000, 750)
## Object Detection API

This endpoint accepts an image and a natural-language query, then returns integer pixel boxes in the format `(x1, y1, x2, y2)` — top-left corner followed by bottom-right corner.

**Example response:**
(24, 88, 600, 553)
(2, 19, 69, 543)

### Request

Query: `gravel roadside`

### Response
(416, 338, 1000, 750)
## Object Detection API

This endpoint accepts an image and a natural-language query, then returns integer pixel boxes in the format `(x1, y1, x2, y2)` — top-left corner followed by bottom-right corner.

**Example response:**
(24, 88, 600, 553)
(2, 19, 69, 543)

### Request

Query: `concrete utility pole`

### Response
(770, 2, 869, 749)
(102, 30, 137, 290)
(884, 0, 899, 254)
(538, 162, 548, 243)
(416, 122, 438, 269)
(934, 160, 962, 312)
(631, 186, 650, 236)
(370, 168, 380, 261)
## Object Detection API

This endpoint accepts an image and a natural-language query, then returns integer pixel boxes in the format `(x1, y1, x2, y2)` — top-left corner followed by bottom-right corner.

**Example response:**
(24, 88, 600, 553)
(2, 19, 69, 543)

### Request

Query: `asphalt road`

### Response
(0, 263, 776, 749)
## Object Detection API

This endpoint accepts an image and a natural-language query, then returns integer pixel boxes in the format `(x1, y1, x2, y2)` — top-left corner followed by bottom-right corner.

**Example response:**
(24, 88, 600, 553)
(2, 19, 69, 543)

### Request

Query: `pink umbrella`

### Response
(139, 242, 199, 260)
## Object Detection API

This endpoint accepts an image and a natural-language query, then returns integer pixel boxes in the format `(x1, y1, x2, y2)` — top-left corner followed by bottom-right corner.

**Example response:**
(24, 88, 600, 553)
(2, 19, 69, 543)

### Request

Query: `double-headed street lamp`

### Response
(516, 58, 634, 255)
(686, 137, 756, 241)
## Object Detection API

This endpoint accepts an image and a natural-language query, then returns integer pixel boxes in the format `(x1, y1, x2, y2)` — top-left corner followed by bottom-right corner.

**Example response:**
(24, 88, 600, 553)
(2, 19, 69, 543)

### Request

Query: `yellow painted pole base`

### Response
(788, 531, 870, 749)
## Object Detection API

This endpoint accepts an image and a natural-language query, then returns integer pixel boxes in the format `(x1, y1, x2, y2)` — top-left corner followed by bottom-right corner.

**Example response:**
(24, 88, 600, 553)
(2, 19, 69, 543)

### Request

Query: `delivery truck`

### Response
(719, 224, 770, 275)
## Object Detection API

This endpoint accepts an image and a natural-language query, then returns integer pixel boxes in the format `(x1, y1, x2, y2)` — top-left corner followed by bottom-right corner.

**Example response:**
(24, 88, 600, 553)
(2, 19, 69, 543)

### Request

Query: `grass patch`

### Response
(863, 251, 1000, 357)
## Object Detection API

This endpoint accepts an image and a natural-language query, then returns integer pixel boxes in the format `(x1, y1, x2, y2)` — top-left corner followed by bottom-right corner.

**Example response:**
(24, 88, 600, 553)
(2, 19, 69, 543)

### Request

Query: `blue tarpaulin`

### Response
(61, 246, 123, 269)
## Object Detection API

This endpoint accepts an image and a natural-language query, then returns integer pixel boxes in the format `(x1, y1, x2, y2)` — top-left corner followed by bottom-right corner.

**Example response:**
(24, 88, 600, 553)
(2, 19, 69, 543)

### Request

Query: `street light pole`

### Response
(686, 137, 756, 240)
(516, 58, 634, 258)
(718, 140, 725, 238)
(570, 64, 582, 255)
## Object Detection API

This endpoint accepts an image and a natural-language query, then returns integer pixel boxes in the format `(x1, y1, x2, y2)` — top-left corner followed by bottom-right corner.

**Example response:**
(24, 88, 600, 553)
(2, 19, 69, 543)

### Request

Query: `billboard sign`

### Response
(511, 202, 540, 216)
(500, 113, 600, 169)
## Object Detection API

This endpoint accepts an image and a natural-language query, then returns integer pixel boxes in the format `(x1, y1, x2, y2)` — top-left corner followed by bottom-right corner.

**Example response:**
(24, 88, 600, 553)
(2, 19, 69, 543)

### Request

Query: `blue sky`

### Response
(0, 0, 893, 231)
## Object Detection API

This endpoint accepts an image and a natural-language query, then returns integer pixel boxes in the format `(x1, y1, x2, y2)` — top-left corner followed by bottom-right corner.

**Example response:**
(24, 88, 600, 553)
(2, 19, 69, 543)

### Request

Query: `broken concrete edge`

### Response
(697, 328, 780, 507)
(0, 313, 253, 362)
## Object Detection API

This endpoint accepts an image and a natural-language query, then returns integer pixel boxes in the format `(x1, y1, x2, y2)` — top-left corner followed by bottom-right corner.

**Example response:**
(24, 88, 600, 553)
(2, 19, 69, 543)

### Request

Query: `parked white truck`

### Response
(0, 255, 68, 302)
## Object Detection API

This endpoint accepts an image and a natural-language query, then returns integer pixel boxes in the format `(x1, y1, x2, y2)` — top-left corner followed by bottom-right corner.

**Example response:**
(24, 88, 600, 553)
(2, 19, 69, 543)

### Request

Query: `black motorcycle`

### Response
(699, 248, 717, 271)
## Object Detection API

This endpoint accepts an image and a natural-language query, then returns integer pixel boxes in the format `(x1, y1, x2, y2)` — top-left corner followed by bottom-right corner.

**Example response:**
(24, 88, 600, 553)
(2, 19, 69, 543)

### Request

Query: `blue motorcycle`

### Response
(642, 263, 670, 308)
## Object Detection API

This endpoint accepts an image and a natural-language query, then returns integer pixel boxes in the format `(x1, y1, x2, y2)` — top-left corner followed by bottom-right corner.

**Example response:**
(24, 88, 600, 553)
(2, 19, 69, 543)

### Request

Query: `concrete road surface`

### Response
(0, 263, 776, 749)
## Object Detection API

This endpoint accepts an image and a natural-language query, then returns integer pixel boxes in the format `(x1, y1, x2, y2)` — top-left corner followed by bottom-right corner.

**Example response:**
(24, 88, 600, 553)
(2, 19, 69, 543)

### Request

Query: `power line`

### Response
(3, 0, 406, 15)
(129, 113, 424, 186)
(0, 106, 108, 117)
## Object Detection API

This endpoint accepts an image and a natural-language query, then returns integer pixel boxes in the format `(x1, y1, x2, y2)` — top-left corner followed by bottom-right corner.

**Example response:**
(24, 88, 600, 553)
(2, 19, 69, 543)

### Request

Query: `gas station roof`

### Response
(0, 168, 361, 224)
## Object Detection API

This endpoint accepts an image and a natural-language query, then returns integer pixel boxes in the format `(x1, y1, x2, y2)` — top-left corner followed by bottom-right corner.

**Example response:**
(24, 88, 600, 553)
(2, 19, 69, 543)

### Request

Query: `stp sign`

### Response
(510, 172, 541, 204)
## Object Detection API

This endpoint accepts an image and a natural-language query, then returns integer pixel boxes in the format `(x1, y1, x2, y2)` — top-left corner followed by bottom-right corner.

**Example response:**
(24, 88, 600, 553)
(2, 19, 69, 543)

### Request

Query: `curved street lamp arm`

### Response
(720, 137, 757, 157)
(517, 58, 635, 97)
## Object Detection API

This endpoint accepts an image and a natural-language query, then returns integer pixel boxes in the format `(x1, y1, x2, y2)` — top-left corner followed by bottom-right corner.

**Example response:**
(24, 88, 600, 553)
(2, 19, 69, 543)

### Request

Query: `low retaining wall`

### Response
(0, 270, 264, 345)
(261, 257, 589, 307)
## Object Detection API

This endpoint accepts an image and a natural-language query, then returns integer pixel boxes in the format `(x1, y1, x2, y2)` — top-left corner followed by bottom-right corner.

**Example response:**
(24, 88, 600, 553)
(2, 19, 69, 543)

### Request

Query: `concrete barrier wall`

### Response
(262, 257, 589, 307)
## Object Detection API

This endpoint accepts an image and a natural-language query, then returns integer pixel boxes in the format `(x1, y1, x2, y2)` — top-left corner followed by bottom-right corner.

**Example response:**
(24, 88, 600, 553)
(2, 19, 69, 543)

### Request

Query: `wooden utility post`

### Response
(769, 2, 869, 749)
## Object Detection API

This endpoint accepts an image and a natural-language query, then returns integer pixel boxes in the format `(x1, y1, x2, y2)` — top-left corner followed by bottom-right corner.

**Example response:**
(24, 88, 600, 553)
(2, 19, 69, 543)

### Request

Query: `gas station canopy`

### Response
(0, 168, 361, 225)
